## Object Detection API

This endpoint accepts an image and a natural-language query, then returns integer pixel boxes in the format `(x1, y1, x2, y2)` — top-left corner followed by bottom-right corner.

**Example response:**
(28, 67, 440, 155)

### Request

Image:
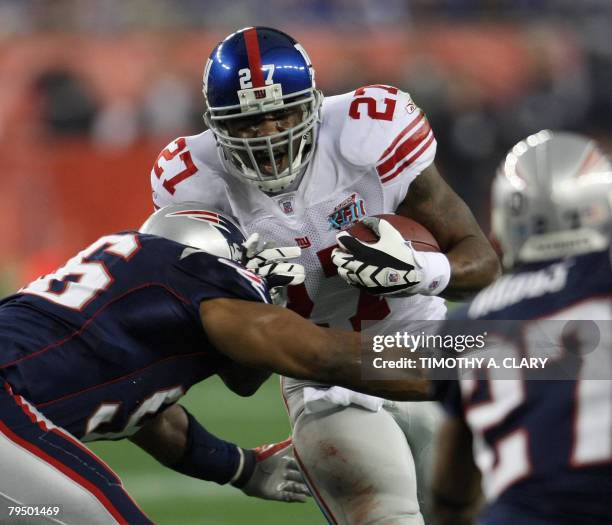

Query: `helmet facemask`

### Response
(204, 87, 322, 194)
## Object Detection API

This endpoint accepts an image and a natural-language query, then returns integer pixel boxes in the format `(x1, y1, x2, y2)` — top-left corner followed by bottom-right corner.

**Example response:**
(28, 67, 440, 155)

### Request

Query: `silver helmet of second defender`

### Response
(492, 130, 612, 268)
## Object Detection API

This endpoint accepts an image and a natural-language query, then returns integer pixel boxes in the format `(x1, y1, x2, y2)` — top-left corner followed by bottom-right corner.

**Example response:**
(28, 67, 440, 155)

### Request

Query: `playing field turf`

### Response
(88, 376, 325, 524)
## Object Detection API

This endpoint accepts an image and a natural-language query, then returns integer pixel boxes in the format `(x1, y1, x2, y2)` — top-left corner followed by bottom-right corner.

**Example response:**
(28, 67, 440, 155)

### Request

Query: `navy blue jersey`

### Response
(437, 250, 612, 525)
(0, 232, 270, 441)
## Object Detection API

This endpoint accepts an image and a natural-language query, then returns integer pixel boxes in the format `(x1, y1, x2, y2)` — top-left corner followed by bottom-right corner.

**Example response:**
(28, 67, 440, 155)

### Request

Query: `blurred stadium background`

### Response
(1, 1, 611, 523)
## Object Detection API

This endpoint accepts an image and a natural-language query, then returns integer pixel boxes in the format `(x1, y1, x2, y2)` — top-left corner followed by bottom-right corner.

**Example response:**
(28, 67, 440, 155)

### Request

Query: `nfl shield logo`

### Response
(388, 272, 400, 283)
(281, 200, 294, 214)
(275, 193, 296, 215)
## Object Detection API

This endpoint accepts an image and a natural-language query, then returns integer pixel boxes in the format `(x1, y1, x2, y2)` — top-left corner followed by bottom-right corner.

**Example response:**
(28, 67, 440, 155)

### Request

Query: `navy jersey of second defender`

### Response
(0, 232, 270, 441)
(438, 249, 612, 525)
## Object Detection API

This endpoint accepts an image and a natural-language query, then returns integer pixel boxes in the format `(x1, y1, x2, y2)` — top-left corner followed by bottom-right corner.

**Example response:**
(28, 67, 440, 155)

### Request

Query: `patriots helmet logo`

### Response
(165, 209, 232, 234)
(140, 204, 247, 262)
(161, 208, 246, 260)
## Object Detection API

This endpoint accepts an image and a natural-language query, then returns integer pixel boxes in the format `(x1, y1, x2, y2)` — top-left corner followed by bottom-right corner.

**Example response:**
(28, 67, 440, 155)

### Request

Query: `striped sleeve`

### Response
(375, 110, 436, 185)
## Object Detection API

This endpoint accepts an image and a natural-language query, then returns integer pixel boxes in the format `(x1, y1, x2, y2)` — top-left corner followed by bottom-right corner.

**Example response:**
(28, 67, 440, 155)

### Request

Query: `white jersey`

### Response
(151, 86, 446, 331)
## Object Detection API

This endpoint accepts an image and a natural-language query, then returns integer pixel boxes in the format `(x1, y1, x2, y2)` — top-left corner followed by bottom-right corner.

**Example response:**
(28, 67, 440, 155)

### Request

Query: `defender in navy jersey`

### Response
(431, 131, 612, 525)
(0, 203, 426, 524)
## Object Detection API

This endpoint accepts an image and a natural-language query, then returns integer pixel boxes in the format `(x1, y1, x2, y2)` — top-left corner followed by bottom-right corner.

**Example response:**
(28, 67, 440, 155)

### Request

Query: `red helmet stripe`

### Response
(244, 27, 265, 88)
(166, 210, 221, 223)
(577, 144, 604, 177)
(171, 210, 218, 218)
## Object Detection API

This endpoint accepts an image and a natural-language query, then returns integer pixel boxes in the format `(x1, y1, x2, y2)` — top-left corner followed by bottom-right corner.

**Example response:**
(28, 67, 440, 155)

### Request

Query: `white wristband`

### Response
(229, 447, 245, 484)
(413, 251, 451, 296)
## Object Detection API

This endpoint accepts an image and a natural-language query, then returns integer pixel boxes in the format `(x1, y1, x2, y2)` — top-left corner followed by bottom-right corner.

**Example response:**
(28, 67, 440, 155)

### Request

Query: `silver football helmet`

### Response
(492, 130, 612, 268)
(140, 203, 245, 261)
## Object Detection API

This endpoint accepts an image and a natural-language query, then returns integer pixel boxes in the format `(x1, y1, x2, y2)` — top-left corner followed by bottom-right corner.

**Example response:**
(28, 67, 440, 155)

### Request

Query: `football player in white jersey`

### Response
(150, 27, 500, 524)
(431, 131, 612, 525)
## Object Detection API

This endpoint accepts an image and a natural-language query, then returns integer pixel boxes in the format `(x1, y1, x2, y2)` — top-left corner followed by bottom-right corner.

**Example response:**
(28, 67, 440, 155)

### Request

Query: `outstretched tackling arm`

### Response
(199, 298, 430, 401)
(130, 404, 310, 503)
(397, 163, 501, 300)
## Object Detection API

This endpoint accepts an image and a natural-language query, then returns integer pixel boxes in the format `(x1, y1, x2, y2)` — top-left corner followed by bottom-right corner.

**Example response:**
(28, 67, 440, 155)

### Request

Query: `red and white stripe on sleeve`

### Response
(375, 111, 436, 184)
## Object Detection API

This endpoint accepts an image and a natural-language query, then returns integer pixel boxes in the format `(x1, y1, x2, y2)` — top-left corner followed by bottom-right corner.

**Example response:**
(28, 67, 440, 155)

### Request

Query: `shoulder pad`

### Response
(150, 131, 229, 211)
(171, 251, 271, 305)
(336, 86, 435, 172)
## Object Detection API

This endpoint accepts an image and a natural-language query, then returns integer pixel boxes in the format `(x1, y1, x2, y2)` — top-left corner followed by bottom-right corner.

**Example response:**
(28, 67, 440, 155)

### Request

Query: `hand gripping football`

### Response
(347, 214, 440, 252)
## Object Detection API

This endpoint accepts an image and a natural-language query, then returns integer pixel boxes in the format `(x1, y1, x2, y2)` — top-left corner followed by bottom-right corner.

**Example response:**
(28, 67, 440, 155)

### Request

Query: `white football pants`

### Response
(283, 379, 442, 525)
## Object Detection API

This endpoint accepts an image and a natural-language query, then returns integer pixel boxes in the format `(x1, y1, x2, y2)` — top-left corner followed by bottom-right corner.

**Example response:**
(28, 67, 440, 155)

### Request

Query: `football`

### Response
(347, 214, 440, 252)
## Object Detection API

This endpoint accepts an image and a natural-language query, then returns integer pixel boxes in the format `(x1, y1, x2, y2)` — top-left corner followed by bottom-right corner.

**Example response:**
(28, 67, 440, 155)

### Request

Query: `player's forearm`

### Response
(131, 404, 255, 486)
(432, 486, 483, 525)
(240, 308, 431, 400)
(310, 328, 431, 401)
(443, 235, 500, 301)
(130, 403, 189, 466)
(432, 418, 483, 524)
(200, 299, 429, 400)
(397, 164, 501, 300)
(432, 499, 480, 525)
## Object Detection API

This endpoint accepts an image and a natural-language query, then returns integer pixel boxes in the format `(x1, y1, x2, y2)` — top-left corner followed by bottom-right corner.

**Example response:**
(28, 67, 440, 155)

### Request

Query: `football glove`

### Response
(242, 233, 305, 288)
(241, 233, 305, 305)
(332, 217, 450, 296)
(239, 438, 310, 503)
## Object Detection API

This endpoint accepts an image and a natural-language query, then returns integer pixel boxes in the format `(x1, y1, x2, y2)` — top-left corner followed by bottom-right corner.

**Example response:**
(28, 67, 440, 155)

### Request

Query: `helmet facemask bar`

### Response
(204, 87, 322, 193)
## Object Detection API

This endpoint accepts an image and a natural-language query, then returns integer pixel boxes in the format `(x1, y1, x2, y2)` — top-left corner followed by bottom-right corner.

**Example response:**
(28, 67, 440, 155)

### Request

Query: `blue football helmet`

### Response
(203, 27, 323, 194)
